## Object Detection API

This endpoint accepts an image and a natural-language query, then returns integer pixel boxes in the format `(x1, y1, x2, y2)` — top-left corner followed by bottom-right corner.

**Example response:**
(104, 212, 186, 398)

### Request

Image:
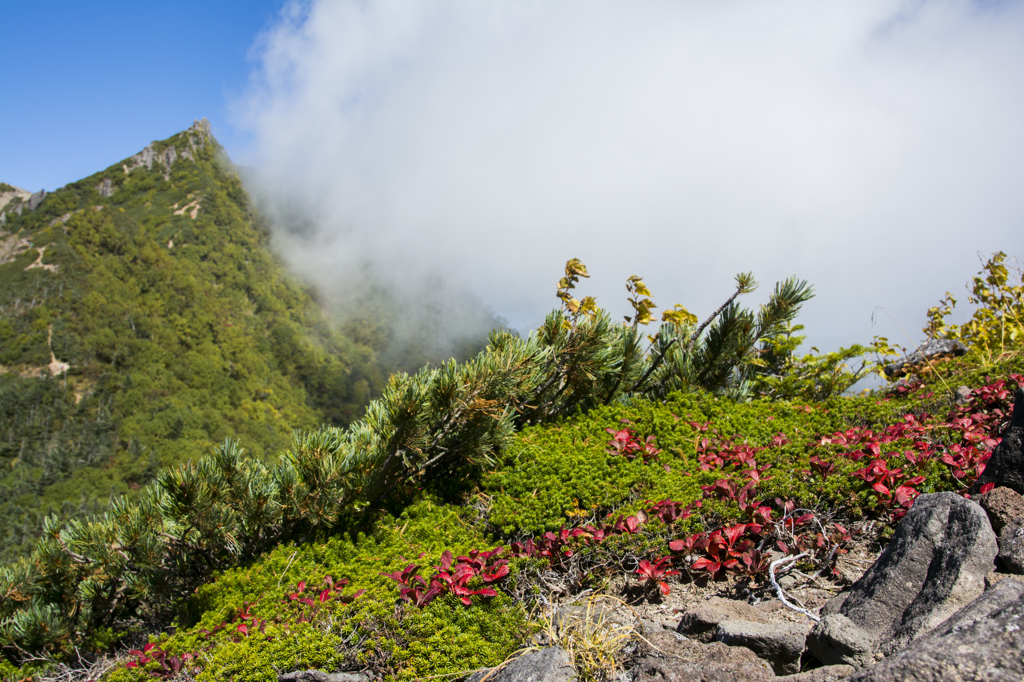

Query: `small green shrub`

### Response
(121, 500, 528, 682)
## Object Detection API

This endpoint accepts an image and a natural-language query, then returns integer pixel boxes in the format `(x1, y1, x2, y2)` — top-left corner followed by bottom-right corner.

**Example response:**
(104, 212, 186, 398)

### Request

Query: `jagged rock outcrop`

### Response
(846, 580, 1024, 681)
(27, 189, 46, 211)
(122, 118, 213, 180)
(807, 492, 996, 665)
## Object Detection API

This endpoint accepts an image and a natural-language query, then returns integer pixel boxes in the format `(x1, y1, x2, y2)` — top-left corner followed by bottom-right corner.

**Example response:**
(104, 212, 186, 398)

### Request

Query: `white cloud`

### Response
(238, 0, 1024, 358)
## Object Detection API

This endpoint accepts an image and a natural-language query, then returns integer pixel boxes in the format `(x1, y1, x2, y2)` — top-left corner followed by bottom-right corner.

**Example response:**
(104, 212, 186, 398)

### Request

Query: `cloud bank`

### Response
(238, 0, 1024, 358)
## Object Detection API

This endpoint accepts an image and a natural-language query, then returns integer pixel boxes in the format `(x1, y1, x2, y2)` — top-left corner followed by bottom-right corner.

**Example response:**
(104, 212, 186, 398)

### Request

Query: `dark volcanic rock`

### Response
(977, 485, 1024, 534)
(845, 587, 1024, 681)
(882, 339, 966, 378)
(969, 388, 1024, 495)
(807, 492, 996, 665)
(998, 518, 1024, 574)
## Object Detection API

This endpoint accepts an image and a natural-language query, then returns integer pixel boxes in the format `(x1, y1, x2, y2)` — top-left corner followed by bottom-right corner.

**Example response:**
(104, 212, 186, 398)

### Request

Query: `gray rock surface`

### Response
(969, 388, 1024, 495)
(27, 190, 46, 211)
(882, 339, 966, 378)
(465, 647, 575, 682)
(805, 614, 877, 669)
(977, 485, 1024, 533)
(780, 665, 855, 681)
(925, 578, 1024, 641)
(278, 671, 369, 682)
(676, 596, 767, 642)
(998, 518, 1024, 573)
(715, 619, 810, 675)
(845, 589, 1024, 681)
(809, 492, 996, 662)
(96, 178, 114, 198)
(635, 629, 774, 682)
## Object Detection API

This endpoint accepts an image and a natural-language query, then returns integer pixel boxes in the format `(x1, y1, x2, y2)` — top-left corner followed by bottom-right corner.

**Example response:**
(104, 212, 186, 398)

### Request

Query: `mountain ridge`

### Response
(0, 120, 392, 562)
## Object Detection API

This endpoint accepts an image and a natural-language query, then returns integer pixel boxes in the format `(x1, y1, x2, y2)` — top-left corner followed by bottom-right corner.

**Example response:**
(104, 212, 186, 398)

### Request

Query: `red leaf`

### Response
(980, 482, 996, 494)
(483, 564, 510, 583)
(659, 581, 671, 596)
(722, 524, 747, 546)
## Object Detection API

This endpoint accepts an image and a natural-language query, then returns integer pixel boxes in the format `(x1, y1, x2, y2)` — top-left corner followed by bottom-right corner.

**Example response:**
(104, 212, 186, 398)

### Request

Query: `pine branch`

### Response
(685, 272, 757, 354)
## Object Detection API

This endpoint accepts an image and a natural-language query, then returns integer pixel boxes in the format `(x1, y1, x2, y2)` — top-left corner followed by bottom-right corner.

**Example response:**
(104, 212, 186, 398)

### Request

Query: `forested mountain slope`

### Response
(0, 121, 400, 562)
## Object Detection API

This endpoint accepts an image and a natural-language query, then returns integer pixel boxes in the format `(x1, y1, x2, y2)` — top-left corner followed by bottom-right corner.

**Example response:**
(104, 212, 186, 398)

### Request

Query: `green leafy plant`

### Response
(749, 322, 872, 401)
(925, 251, 1024, 362)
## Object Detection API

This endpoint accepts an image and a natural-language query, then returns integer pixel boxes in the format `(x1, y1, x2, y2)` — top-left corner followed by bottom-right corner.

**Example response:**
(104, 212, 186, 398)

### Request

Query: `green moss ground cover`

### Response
(104, 499, 529, 682)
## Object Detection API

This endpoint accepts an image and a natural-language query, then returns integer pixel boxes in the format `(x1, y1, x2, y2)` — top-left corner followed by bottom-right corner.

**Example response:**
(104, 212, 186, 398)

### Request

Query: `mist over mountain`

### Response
(241, 170, 510, 373)
(236, 0, 1024, 354)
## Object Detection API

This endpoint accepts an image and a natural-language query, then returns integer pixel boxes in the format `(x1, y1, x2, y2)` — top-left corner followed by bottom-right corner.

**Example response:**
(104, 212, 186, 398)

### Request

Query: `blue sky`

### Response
(0, 1, 285, 191)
